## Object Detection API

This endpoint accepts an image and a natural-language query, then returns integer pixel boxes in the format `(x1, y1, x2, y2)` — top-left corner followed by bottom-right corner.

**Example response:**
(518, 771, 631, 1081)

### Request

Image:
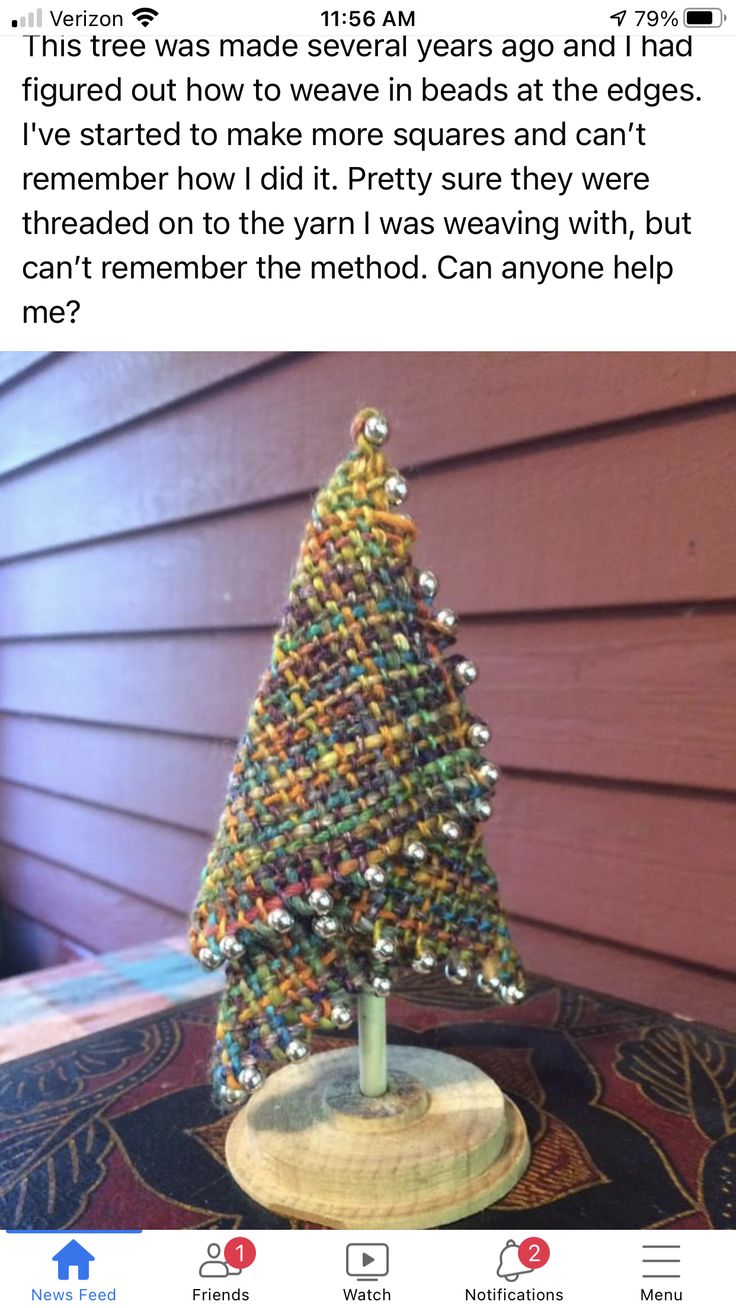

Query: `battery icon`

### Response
(683, 8, 723, 23)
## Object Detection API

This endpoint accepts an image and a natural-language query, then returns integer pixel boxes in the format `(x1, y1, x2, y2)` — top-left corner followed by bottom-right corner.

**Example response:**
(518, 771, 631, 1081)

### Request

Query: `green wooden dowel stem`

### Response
(358, 991, 388, 1097)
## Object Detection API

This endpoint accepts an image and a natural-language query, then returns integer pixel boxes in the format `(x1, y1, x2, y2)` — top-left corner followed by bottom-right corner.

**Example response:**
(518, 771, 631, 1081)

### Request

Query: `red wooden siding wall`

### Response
(0, 351, 734, 1026)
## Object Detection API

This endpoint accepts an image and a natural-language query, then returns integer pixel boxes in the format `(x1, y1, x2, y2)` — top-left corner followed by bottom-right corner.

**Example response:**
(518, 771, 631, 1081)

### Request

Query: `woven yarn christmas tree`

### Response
(190, 409, 526, 1107)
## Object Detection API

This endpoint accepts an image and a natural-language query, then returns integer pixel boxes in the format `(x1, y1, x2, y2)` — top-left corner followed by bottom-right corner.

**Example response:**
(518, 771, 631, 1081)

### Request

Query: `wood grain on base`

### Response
(226, 1045, 530, 1229)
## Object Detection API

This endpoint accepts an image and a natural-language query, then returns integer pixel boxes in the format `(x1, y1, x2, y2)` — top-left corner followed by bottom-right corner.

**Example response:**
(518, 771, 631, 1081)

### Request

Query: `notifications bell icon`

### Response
(497, 1237, 551, 1282)
(496, 1241, 532, 1282)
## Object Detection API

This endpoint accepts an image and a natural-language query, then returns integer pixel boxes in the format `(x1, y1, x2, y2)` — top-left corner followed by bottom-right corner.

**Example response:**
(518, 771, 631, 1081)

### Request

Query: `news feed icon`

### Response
(11, 7, 42, 25)
(52, 1240, 95, 1282)
(346, 1244, 389, 1281)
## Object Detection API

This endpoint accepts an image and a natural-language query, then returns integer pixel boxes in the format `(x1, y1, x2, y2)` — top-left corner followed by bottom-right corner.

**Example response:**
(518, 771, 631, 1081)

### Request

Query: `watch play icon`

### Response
(346, 1243, 389, 1280)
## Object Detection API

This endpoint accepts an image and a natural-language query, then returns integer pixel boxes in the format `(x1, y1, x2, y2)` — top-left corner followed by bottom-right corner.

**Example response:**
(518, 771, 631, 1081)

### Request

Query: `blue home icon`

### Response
(52, 1240, 95, 1281)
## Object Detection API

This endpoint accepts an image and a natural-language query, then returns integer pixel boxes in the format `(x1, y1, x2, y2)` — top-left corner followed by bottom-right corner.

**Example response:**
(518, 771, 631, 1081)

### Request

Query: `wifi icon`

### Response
(132, 6, 158, 25)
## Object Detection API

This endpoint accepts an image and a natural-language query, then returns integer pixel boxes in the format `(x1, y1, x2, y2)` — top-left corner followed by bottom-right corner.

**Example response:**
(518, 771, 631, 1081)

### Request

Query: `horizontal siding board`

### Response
(0, 632, 272, 735)
(0, 781, 208, 913)
(479, 610, 736, 793)
(1, 610, 734, 796)
(0, 352, 51, 389)
(0, 845, 185, 953)
(2, 352, 735, 560)
(511, 919, 736, 1030)
(0, 717, 231, 833)
(0, 351, 283, 479)
(0, 500, 309, 632)
(3, 408, 735, 629)
(0, 772, 732, 973)
(0, 500, 308, 635)
(495, 776, 736, 972)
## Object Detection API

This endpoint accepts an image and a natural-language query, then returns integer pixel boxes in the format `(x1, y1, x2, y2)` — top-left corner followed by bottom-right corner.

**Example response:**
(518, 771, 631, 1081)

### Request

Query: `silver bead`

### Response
(478, 761, 500, 789)
(418, 569, 438, 599)
(365, 865, 387, 889)
(198, 946, 221, 971)
(440, 817, 462, 842)
(308, 888, 333, 915)
(445, 958, 471, 986)
(412, 950, 437, 975)
(238, 1064, 265, 1094)
(455, 659, 477, 688)
(331, 1002, 354, 1029)
(436, 608, 457, 634)
(475, 798, 493, 821)
(267, 907, 294, 934)
(221, 934, 245, 961)
(405, 839, 427, 865)
(476, 971, 501, 996)
(371, 975, 392, 998)
(499, 983, 526, 1006)
(314, 913, 338, 939)
(468, 721, 491, 748)
(219, 1085, 246, 1107)
(285, 1038, 310, 1063)
(362, 412, 390, 447)
(385, 473, 408, 506)
(373, 937, 396, 962)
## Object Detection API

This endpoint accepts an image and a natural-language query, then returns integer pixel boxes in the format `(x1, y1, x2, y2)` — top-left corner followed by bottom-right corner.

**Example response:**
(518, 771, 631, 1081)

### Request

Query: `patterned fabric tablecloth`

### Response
(1, 974, 734, 1230)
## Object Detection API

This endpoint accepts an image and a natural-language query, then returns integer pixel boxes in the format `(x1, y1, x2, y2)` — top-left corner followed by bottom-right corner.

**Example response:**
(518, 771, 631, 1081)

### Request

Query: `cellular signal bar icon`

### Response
(12, 7, 42, 25)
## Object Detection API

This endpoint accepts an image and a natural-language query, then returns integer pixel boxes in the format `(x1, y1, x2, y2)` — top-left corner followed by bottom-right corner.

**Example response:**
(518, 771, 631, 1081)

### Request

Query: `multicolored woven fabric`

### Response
(189, 409, 525, 1104)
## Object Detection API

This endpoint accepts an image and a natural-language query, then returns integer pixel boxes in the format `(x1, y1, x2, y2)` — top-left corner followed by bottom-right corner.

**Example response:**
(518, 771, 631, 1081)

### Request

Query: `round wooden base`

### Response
(226, 1045, 530, 1229)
